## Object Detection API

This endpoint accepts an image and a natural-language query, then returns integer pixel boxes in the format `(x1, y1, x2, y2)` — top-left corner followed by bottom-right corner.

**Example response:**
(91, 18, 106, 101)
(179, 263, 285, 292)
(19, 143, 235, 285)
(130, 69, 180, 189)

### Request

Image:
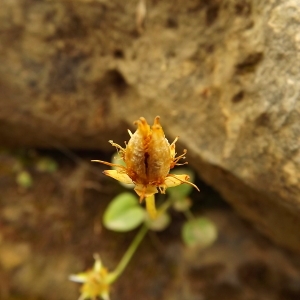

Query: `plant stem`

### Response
(158, 197, 172, 215)
(145, 194, 157, 219)
(107, 224, 148, 284)
(183, 208, 194, 221)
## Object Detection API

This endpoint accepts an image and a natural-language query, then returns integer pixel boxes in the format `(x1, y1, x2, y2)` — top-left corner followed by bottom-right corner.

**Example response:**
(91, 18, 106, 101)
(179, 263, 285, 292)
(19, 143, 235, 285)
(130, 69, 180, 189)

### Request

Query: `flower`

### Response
(69, 254, 110, 300)
(92, 116, 199, 201)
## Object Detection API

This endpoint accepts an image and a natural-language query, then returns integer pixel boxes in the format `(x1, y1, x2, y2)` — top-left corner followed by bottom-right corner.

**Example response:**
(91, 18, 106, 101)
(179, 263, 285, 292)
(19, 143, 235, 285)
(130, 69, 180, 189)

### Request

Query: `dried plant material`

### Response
(92, 116, 199, 203)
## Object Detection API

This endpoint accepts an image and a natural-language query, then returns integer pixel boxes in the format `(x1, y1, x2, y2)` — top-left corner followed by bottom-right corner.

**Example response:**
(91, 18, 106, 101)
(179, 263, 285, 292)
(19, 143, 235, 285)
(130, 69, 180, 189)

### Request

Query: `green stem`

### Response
(157, 197, 172, 215)
(183, 208, 194, 221)
(107, 224, 148, 284)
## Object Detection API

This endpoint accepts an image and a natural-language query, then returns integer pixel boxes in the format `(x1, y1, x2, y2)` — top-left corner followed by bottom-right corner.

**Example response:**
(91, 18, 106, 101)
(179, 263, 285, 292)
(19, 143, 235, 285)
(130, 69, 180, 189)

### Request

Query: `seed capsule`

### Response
(92, 116, 199, 201)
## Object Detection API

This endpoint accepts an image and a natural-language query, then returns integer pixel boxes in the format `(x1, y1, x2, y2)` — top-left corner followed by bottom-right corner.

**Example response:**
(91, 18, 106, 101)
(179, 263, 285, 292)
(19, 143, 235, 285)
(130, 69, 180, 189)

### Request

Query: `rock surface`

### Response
(1, 0, 300, 252)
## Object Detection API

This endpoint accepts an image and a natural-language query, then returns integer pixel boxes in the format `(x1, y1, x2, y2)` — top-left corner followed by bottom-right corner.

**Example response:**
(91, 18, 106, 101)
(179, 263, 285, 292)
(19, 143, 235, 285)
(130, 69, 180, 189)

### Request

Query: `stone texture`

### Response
(0, 0, 300, 252)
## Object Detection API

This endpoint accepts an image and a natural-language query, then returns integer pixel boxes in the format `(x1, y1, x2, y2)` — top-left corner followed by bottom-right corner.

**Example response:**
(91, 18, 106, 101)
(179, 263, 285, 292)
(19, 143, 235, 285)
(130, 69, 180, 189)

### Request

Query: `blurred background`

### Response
(1, 0, 300, 299)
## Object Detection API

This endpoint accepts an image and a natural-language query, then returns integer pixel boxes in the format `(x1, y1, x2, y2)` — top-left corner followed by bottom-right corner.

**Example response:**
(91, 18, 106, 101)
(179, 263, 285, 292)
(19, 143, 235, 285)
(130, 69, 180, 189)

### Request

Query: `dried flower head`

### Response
(93, 116, 199, 202)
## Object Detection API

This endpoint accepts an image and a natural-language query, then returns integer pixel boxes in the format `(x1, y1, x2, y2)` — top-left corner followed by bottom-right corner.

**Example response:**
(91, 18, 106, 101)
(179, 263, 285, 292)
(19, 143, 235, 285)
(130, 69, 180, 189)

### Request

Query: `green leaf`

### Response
(16, 171, 33, 188)
(167, 168, 195, 199)
(173, 197, 192, 212)
(111, 152, 134, 189)
(103, 192, 145, 232)
(111, 152, 126, 168)
(146, 212, 171, 231)
(182, 217, 217, 248)
(35, 157, 58, 173)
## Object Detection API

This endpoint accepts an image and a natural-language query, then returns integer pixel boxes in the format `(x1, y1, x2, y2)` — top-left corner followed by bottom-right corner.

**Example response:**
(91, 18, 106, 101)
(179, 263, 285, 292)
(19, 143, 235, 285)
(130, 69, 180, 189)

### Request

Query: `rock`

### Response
(113, 0, 300, 252)
(0, 0, 128, 149)
(0, 0, 300, 252)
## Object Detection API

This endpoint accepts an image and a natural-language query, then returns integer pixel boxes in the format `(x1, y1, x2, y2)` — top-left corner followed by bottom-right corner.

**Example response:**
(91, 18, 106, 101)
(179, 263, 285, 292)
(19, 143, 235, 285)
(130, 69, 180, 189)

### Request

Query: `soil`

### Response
(1, 148, 300, 300)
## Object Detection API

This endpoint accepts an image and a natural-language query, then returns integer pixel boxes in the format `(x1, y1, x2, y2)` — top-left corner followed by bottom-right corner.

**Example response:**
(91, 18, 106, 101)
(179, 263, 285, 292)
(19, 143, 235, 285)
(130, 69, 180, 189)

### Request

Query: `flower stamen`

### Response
(91, 160, 127, 170)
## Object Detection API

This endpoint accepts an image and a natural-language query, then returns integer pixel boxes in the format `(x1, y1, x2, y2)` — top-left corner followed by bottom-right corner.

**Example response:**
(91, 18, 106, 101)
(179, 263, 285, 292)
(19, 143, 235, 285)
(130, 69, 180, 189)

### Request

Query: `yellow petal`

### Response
(103, 170, 133, 184)
(134, 184, 158, 201)
(69, 273, 88, 283)
(93, 253, 103, 272)
(164, 174, 189, 187)
(169, 137, 178, 159)
(101, 291, 110, 300)
(164, 174, 200, 191)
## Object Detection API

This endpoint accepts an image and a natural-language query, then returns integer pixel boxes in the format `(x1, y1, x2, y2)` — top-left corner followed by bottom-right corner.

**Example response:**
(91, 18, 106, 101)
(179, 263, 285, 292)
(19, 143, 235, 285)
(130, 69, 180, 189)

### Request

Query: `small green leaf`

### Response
(182, 217, 217, 248)
(36, 157, 58, 173)
(111, 152, 134, 189)
(16, 171, 33, 188)
(167, 168, 195, 199)
(173, 197, 192, 212)
(103, 192, 145, 232)
(111, 152, 126, 168)
(146, 212, 171, 231)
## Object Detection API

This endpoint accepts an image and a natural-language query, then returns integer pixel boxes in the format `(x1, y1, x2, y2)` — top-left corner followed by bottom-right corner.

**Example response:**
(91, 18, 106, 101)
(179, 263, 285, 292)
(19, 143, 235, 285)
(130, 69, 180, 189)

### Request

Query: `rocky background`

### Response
(1, 0, 300, 299)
